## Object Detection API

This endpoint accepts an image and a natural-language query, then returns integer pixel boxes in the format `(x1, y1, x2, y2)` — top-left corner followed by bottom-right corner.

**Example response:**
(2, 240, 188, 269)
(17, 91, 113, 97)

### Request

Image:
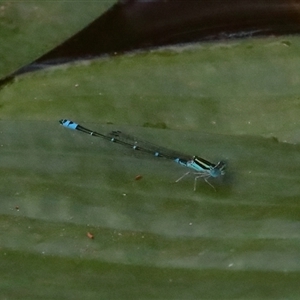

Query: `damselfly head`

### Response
(217, 161, 226, 173)
(211, 161, 226, 177)
(59, 119, 66, 125)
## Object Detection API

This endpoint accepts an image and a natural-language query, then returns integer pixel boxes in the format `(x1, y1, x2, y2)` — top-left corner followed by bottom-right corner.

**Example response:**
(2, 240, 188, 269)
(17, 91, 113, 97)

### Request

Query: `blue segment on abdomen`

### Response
(63, 120, 78, 130)
(174, 158, 187, 167)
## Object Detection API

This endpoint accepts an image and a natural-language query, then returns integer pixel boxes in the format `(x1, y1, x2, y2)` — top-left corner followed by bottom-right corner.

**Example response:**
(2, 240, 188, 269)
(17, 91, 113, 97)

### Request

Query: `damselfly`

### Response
(59, 119, 225, 190)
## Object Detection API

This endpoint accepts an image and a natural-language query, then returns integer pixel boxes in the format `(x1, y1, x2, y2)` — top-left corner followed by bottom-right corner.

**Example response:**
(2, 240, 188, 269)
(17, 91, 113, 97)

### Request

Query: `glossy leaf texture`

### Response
(1, 37, 300, 299)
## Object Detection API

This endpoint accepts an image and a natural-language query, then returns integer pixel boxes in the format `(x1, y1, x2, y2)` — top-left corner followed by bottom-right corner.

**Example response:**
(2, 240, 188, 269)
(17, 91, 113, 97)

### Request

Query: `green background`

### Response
(0, 0, 114, 78)
(1, 2, 300, 299)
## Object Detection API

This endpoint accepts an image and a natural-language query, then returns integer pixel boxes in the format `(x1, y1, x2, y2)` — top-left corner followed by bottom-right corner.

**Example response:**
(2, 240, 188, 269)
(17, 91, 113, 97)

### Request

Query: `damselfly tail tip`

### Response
(59, 119, 65, 125)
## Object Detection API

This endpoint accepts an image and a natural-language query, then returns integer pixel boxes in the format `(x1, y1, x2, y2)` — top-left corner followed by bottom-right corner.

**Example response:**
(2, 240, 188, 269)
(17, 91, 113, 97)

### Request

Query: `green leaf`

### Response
(0, 0, 116, 78)
(1, 37, 300, 299)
